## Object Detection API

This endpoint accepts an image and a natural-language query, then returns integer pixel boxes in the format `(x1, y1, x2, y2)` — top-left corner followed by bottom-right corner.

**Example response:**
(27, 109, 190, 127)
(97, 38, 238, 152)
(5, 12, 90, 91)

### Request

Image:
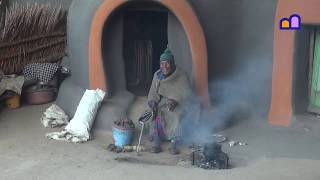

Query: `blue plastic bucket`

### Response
(112, 125, 135, 147)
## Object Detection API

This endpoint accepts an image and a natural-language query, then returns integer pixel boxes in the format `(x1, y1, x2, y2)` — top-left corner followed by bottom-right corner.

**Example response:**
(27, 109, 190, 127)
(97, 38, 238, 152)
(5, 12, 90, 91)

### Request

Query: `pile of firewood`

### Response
(0, 2, 67, 74)
(113, 118, 135, 129)
(106, 144, 145, 153)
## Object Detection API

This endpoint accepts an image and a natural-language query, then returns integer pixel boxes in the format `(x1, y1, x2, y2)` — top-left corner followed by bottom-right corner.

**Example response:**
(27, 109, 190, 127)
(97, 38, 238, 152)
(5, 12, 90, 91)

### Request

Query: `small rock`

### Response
(304, 127, 311, 132)
(239, 142, 247, 146)
(229, 141, 238, 147)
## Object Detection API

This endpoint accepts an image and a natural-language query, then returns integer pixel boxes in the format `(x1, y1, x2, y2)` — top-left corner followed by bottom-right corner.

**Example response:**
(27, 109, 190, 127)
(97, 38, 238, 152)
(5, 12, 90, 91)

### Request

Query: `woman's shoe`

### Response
(169, 142, 179, 155)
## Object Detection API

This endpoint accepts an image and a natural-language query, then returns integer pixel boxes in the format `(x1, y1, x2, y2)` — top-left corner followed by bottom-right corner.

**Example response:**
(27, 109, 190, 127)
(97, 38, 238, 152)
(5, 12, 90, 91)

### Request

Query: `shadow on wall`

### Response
(189, 0, 244, 78)
(189, 0, 276, 80)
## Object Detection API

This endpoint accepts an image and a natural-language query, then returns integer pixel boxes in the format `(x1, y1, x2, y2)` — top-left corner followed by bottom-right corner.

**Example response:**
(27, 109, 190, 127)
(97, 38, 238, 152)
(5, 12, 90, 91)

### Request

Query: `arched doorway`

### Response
(88, 0, 210, 107)
(270, 0, 320, 126)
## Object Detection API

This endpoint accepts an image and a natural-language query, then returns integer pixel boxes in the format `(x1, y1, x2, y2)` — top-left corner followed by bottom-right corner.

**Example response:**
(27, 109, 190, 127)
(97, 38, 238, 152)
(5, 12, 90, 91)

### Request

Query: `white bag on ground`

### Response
(46, 89, 106, 143)
(65, 88, 106, 138)
(41, 104, 69, 128)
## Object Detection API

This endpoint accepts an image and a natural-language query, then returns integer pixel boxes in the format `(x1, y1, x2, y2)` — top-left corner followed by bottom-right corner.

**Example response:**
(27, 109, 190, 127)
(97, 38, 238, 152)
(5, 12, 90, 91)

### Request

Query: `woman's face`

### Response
(160, 61, 171, 75)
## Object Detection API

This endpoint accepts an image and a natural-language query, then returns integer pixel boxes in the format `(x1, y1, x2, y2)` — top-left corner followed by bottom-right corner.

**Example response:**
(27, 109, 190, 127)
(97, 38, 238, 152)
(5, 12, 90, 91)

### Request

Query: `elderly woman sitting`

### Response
(144, 48, 192, 155)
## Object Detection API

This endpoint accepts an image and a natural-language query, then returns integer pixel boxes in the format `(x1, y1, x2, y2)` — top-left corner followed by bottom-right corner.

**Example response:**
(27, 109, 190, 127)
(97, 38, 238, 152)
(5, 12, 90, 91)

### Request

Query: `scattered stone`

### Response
(229, 141, 238, 147)
(303, 127, 311, 132)
(239, 142, 247, 146)
(229, 141, 247, 147)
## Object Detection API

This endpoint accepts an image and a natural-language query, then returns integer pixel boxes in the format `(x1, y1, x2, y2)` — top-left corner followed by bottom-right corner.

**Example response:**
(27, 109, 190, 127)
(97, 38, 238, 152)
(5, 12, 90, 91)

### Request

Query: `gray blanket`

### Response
(148, 67, 193, 139)
(0, 75, 24, 96)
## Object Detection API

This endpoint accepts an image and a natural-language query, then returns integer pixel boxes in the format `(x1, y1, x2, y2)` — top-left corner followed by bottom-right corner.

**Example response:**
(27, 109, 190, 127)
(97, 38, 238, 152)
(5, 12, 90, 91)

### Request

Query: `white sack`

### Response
(46, 89, 106, 143)
(65, 89, 106, 140)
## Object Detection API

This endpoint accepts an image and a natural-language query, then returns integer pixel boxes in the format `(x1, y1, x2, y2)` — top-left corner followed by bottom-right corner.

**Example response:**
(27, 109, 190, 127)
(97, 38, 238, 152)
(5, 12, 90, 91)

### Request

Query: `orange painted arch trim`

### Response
(270, 0, 320, 126)
(88, 0, 210, 107)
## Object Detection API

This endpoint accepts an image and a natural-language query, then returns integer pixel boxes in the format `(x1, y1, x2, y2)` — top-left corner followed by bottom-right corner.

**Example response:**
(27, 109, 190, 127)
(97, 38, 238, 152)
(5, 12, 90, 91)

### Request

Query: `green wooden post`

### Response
(310, 29, 320, 111)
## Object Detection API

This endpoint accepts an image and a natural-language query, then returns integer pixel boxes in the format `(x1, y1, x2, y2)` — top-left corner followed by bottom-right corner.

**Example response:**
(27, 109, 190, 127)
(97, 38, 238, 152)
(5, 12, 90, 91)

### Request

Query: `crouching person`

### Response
(144, 47, 192, 155)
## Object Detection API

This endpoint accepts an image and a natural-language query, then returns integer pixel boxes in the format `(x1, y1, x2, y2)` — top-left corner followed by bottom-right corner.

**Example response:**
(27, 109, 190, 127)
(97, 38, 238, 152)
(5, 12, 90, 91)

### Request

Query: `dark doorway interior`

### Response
(307, 27, 320, 114)
(293, 26, 313, 114)
(292, 26, 320, 115)
(123, 11, 168, 96)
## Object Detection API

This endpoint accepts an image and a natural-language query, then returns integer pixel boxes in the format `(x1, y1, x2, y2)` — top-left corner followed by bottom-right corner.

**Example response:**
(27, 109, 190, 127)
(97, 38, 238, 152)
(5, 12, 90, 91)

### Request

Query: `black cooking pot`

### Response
(203, 143, 222, 161)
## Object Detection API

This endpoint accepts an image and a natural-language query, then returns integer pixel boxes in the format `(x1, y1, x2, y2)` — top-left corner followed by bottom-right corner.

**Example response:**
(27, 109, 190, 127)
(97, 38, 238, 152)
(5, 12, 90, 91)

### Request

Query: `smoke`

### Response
(181, 57, 272, 144)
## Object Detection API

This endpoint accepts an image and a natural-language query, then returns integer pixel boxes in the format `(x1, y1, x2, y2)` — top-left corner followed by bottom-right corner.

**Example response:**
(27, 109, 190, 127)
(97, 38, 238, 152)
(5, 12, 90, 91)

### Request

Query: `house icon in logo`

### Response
(280, 14, 301, 30)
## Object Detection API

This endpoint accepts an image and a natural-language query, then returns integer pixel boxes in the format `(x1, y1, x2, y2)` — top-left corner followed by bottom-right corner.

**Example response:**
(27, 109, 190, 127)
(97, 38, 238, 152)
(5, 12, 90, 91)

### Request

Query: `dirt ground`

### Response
(1, 104, 320, 180)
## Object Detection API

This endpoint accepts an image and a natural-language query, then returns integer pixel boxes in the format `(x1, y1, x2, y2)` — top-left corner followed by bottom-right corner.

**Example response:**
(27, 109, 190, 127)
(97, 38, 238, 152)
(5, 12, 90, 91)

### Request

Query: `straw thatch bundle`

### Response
(0, 0, 8, 27)
(0, 2, 67, 74)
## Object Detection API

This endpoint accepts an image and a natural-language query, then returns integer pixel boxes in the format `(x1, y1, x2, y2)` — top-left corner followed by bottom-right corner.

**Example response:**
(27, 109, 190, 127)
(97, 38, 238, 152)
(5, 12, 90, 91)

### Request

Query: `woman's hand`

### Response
(148, 100, 158, 115)
(167, 99, 178, 111)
